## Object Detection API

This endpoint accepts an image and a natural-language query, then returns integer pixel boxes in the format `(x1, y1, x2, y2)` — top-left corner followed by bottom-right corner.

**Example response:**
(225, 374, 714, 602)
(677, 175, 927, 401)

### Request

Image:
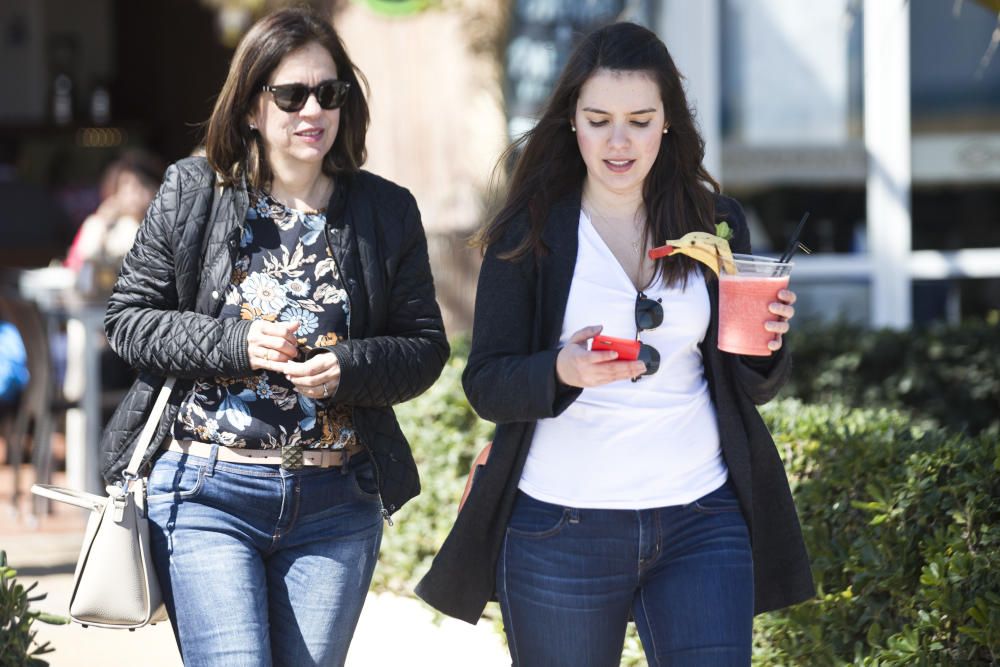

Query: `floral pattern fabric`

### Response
(173, 190, 356, 450)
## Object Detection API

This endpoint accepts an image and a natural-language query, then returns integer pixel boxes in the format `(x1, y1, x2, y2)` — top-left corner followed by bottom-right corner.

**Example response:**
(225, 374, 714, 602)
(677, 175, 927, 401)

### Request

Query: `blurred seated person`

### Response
(0, 308, 29, 460)
(63, 151, 163, 412)
(0, 319, 29, 406)
(65, 150, 165, 294)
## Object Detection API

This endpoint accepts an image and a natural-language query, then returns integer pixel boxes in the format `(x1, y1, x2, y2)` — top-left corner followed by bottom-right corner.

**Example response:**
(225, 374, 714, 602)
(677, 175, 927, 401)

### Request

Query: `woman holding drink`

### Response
(418, 21, 813, 666)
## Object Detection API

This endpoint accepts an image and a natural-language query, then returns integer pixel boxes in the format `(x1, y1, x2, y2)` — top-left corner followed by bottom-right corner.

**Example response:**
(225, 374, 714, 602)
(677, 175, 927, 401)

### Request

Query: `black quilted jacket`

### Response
(100, 157, 449, 515)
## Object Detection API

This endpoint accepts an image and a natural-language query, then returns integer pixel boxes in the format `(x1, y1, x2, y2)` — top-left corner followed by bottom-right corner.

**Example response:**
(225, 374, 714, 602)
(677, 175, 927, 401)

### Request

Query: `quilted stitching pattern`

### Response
(104, 162, 252, 379)
(327, 191, 450, 408)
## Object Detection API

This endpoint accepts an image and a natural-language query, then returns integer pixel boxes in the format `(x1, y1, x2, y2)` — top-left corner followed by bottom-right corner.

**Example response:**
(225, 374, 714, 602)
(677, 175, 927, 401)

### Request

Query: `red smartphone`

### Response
(591, 334, 640, 361)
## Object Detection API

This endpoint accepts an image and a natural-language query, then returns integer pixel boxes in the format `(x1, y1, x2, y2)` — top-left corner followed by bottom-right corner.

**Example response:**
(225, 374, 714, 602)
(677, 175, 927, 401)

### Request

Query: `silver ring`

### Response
(267, 349, 272, 361)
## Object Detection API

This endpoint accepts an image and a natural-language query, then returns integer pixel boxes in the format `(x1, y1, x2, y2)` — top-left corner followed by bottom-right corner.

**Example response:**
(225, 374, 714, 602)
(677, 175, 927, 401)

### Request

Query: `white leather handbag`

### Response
(31, 378, 175, 629)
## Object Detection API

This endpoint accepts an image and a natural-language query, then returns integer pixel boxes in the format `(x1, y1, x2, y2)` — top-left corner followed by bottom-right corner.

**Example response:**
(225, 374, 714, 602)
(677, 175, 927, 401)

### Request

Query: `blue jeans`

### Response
(146, 446, 383, 667)
(496, 482, 753, 667)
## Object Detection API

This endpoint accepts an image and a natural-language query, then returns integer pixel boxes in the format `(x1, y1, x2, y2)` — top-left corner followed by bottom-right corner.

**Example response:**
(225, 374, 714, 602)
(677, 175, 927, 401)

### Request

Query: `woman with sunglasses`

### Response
(100, 8, 448, 665)
(417, 22, 813, 666)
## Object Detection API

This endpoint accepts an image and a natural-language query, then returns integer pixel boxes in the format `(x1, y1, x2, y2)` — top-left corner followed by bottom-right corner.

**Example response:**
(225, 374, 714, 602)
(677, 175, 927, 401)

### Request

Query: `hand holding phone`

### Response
(556, 326, 648, 388)
(590, 334, 640, 361)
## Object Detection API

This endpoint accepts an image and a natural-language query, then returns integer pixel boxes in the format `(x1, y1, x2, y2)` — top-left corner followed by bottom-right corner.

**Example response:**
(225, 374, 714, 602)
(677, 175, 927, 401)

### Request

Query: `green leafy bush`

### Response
(373, 337, 495, 594)
(375, 334, 1000, 666)
(785, 318, 1000, 435)
(0, 551, 68, 666)
(754, 401, 1000, 666)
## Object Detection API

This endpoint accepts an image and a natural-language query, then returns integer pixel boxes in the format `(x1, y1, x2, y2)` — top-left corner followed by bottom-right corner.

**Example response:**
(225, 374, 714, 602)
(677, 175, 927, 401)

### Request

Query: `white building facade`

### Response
(658, 0, 1000, 327)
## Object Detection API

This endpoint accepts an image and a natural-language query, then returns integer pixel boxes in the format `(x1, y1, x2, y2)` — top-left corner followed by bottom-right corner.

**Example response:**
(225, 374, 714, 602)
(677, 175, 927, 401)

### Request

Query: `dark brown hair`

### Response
(204, 7, 369, 189)
(476, 22, 720, 287)
(99, 149, 166, 200)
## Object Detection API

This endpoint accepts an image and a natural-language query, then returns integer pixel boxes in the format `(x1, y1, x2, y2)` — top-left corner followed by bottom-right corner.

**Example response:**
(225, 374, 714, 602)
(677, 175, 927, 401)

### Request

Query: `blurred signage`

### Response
(722, 142, 866, 186)
(722, 133, 1000, 186)
(912, 133, 1000, 184)
(504, 0, 652, 138)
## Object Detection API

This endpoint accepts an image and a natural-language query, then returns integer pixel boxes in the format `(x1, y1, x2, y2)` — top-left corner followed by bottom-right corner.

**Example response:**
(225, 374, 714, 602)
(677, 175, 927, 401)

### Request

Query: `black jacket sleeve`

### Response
(718, 194, 791, 404)
(325, 194, 449, 407)
(462, 218, 582, 424)
(104, 164, 253, 378)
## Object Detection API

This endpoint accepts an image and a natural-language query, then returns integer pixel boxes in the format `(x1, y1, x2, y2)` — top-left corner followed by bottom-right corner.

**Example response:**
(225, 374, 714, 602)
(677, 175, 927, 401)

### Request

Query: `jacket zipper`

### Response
(324, 226, 394, 526)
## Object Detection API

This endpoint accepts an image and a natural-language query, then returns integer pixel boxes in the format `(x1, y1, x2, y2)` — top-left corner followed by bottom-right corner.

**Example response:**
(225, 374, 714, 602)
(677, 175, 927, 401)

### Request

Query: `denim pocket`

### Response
(349, 459, 380, 499)
(146, 452, 206, 502)
(507, 492, 571, 539)
(690, 483, 742, 515)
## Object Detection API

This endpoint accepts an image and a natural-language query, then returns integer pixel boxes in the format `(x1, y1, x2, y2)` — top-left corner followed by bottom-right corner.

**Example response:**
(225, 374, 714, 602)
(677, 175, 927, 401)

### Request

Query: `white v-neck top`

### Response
(519, 210, 727, 509)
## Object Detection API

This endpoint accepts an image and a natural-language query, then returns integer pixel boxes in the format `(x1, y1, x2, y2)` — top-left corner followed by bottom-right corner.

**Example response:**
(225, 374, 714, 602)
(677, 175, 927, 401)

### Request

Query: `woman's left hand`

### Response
(283, 352, 341, 401)
(766, 289, 797, 352)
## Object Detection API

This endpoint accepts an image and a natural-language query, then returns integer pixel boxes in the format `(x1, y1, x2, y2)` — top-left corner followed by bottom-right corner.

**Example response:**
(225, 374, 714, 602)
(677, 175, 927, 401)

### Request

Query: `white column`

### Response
(657, 0, 722, 181)
(864, 0, 912, 328)
(63, 309, 104, 494)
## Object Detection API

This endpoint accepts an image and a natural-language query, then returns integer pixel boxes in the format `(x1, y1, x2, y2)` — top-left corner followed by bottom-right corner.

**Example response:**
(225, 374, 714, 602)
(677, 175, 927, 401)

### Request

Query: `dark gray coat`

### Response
(416, 192, 814, 623)
(100, 157, 449, 514)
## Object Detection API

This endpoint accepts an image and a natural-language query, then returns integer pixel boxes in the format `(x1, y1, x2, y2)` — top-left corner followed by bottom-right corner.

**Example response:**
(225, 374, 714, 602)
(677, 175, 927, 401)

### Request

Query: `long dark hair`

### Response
(476, 22, 720, 287)
(204, 7, 370, 189)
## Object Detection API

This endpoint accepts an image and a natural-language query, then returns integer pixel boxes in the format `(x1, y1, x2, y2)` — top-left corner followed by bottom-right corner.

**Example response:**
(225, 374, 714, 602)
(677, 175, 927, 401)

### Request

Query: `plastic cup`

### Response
(718, 254, 793, 356)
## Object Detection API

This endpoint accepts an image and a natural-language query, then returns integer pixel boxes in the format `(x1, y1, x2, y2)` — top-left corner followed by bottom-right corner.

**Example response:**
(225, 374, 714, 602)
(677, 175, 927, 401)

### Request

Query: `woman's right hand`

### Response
(555, 325, 647, 388)
(247, 320, 300, 371)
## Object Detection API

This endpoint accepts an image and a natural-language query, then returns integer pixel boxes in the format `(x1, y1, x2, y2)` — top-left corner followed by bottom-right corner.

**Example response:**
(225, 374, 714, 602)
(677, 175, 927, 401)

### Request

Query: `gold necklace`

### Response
(585, 202, 646, 256)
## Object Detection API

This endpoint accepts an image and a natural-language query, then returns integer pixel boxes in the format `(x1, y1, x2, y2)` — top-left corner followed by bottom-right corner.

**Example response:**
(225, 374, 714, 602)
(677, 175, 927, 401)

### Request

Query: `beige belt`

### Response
(166, 439, 357, 468)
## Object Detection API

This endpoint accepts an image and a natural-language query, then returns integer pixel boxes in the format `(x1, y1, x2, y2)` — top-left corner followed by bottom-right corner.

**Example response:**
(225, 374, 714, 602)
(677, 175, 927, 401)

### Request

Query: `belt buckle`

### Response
(281, 443, 304, 471)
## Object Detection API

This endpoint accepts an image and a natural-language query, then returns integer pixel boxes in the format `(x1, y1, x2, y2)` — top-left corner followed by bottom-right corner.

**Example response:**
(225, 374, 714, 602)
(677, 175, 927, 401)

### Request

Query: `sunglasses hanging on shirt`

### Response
(633, 291, 663, 380)
(262, 79, 351, 112)
(636, 291, 663, 332)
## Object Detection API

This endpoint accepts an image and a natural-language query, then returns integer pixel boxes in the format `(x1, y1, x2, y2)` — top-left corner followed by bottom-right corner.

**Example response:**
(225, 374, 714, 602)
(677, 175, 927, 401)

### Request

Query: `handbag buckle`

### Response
(107, 482, 129, 523)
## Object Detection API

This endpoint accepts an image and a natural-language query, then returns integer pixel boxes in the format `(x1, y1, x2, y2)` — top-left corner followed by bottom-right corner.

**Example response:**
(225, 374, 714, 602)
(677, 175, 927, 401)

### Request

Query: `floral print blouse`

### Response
(173, 190, 357, 451)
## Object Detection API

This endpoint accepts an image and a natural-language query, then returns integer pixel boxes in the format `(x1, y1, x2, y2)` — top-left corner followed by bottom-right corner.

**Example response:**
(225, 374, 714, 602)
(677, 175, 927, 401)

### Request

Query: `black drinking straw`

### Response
(779, 212, 811, 264)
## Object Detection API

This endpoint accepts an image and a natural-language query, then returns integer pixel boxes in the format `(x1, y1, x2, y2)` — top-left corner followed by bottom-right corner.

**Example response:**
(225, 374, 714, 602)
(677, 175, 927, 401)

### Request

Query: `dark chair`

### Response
(0, 292, 75, 517)
(0, 293, 27, 462)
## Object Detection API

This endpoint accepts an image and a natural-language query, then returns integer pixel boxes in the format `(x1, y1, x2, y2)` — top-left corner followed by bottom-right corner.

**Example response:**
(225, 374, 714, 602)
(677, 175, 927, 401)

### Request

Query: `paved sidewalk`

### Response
(1, 468, 509, 667)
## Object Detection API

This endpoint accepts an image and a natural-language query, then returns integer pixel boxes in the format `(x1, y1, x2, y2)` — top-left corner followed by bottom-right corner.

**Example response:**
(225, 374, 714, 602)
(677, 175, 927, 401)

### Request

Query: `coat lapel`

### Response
(196, 181, 246, 316)
(700, 263, 755, 531)
(326, 175, 370, 338)
(538, 193, 582, 349)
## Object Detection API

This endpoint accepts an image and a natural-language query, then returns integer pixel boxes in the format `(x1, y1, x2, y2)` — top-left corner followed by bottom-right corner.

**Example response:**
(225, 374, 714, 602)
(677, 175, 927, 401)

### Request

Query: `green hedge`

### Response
(376, 334, 1000, 665)
(785, 318, 1000, 435)
(373, 338, 494, 595)
(755, 401, 1000, 665)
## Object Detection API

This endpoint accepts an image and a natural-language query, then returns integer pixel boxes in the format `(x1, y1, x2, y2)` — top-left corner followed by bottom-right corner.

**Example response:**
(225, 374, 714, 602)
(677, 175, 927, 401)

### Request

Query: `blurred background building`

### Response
(1, 0, 998, 332)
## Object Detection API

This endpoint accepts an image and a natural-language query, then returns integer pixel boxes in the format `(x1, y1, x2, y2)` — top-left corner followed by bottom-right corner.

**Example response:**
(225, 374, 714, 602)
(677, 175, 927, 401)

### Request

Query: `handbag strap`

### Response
(123, 377, 176, 479)
(31, 484, 106, 511)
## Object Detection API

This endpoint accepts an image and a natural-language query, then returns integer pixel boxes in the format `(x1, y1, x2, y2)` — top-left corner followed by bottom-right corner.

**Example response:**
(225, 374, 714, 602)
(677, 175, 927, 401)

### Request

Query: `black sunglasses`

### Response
(636, 291, 664, 333)
(262, 80, 350, 112)
(634, 292, 663, 379)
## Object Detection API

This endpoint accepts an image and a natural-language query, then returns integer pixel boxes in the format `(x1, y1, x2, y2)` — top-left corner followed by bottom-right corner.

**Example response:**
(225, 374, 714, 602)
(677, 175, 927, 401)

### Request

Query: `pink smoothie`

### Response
(718, 274, 789, 356)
